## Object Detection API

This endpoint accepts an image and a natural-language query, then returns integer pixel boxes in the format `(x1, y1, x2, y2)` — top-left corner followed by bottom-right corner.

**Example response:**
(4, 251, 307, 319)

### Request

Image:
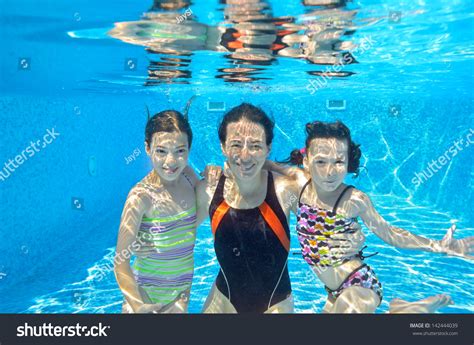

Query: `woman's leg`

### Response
(264, 294, 295, 314)
(331, 286, 380, 313)
(201, 283, 237, 313)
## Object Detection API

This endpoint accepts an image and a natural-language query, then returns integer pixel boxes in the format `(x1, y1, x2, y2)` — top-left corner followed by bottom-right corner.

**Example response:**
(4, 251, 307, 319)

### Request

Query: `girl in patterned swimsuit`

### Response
(267, 120, 474, 313)
(114, 109, 201, 313)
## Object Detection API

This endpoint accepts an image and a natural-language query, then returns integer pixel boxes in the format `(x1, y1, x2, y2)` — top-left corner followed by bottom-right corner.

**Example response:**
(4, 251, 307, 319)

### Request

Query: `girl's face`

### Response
(304, 137, 349, 193)
(146, 131, 189, 182)
(222, 120, 270, 181)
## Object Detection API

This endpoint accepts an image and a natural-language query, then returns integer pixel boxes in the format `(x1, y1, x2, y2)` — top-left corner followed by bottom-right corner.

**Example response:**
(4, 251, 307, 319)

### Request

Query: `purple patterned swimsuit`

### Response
(296, 181, 383, 302)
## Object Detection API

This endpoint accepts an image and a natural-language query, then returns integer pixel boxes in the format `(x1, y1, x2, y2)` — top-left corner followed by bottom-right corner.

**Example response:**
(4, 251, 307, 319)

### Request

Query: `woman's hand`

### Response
(437, 223, 474, 259)
(327, 221, 366, 260)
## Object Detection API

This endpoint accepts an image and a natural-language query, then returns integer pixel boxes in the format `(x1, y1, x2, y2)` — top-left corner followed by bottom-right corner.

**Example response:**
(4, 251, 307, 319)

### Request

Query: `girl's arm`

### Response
(114, 190, 159, 312)
(356, 190, 474, 258)
(195, 178, 215, 227)
(184, 164, 222, 187)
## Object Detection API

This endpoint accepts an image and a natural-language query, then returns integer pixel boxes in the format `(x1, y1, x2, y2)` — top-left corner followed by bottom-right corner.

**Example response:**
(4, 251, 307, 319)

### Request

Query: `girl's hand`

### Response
(438, 224, 474, 259)
(223, 161, 233, 178)
(160, 289, 190, 314)
(202, 165, 223, 186)
(135, 303, 165, 314)
(328, 222, 366, 259)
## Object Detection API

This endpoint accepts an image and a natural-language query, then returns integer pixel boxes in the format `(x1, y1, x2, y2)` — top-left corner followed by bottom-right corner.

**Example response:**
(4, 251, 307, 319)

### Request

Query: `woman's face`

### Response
(304, 137, 348, 193)
(222, 120, 270, 181)
(146, 131, 189, 182)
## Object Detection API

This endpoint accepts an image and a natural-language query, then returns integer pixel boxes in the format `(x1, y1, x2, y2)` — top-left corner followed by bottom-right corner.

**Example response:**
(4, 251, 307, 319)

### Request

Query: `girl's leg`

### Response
(388, 294, 453, 313)
(331, 286, 380, 313)
(322, 295, 336, 313)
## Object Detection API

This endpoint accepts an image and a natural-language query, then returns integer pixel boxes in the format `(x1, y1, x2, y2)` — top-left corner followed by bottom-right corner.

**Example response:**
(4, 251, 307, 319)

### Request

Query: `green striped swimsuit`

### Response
(132, 206, 197, 305)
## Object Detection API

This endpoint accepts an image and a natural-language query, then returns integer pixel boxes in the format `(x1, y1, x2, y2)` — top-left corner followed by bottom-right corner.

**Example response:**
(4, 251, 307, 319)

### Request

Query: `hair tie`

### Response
(299, 147, 306, 155)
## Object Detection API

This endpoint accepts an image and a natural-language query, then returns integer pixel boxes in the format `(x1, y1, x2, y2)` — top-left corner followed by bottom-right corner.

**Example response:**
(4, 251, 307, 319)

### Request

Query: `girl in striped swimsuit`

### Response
(114, 109, 200, 313)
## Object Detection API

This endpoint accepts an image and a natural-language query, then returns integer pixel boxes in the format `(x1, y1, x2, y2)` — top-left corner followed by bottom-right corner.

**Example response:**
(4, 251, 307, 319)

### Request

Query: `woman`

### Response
(195, 103, 364, 313)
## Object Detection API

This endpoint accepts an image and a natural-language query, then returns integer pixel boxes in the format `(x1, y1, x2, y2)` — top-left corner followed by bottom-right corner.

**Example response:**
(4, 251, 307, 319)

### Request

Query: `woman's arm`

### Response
(264, 160, 309, 185)
(114, 190, 158, 312)
(356, 190, 474, 258)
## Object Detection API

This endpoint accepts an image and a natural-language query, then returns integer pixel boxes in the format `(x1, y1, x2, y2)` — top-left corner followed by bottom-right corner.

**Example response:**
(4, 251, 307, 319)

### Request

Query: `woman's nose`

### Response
(239, 147, 251, 161)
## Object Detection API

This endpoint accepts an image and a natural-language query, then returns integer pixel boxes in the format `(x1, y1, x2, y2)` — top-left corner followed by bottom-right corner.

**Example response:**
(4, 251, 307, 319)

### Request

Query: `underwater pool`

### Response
(0, 0, 473, 314)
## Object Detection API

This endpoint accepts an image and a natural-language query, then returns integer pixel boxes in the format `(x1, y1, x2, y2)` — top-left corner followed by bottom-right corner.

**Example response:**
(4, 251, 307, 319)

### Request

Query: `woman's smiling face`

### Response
(146, 131, 189, 182)
(304, 137, 349, 193)
(222, 120, 270, 181)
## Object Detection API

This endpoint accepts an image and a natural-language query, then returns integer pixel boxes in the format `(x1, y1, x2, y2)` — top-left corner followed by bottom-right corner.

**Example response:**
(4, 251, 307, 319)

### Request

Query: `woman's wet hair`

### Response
(145, 110, 193, 148)
(218, 103, 274, 146)
(284, 120, 361, 176)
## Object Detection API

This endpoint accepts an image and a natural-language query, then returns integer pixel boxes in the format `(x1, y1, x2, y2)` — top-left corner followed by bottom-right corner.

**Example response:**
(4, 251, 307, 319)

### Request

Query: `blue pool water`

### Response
(0, 0, 473, 313)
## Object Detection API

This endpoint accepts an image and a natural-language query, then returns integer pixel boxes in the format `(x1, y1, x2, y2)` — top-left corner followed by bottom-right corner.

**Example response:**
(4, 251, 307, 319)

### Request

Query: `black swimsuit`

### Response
(209, 172, 291, 313)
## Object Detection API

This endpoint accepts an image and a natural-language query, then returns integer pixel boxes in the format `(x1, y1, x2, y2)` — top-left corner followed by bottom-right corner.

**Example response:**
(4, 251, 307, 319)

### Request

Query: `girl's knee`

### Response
(333, 287, 379, 313)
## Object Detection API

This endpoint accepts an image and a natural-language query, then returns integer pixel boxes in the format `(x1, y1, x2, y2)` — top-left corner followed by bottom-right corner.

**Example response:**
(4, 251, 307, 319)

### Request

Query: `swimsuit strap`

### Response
(182, 171, 194, 188)
(209, 175, 229, 237)
(263, 171, 276, 204)
(332, 185, 354, 213)
(298, 179, 312, 204)
(262, 171, 290, 252)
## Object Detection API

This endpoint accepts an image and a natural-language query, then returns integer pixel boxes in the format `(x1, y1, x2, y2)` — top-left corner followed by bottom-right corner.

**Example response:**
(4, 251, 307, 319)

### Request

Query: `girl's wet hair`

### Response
(284, 120, 361, 176)
(218, 103, 274, 146)
(145, 110, 193, 148)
